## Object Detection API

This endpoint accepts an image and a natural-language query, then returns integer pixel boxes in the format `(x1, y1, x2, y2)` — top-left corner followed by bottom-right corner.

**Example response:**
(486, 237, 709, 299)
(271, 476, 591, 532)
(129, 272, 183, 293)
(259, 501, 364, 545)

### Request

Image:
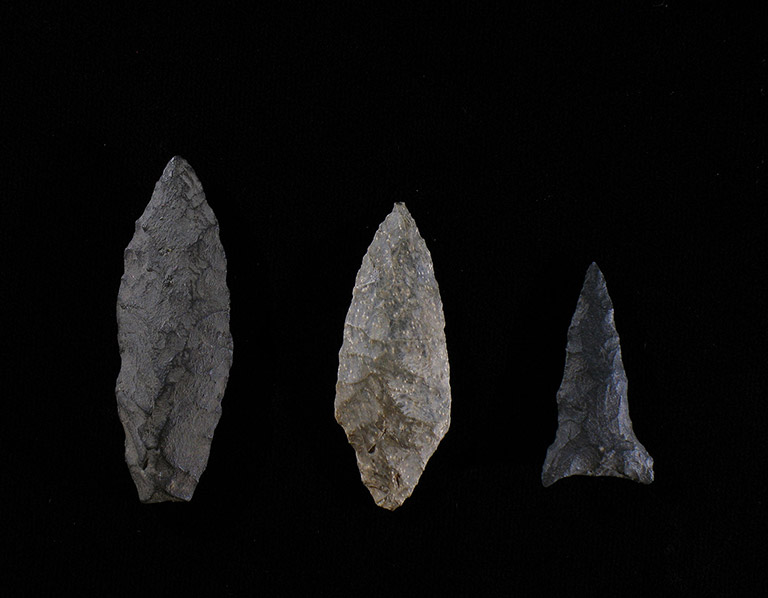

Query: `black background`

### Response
(3, 2, 766, 595)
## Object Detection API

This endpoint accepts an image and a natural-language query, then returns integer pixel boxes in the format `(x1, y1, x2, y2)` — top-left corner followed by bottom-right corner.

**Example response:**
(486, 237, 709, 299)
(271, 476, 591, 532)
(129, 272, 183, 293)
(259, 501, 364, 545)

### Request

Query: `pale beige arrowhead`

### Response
(335, 203, 451, 510)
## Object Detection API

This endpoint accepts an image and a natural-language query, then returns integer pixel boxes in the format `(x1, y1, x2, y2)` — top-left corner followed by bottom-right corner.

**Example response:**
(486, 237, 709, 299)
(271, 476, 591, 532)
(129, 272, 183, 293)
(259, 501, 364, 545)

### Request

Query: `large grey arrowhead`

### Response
(335, 203, 451, 510)
(542, 263, 654, 487)
(116, 156, 233, 503)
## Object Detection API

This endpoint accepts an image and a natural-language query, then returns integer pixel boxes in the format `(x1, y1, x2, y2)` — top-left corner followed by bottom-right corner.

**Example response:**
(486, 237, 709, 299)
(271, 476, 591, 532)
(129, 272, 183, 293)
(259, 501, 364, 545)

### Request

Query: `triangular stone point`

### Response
(542, 263, 654, 487)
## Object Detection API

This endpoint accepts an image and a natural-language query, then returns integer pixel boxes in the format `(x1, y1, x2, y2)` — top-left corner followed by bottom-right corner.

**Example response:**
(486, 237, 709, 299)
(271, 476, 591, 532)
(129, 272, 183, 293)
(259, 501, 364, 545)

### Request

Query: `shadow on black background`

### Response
(3, 3, 766, 595)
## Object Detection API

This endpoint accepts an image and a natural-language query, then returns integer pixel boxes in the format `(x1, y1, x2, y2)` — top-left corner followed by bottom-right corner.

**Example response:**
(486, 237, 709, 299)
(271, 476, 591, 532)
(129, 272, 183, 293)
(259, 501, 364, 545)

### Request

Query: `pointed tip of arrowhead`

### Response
(147, 156, 206, 212)
(162, 156, 195, 179)
(586, 261, 603, 277)
(392, 202, 411, 216)
(584, 261, 607, 290)
(167, 154, 190, 168)
(382, 202, 417, 232)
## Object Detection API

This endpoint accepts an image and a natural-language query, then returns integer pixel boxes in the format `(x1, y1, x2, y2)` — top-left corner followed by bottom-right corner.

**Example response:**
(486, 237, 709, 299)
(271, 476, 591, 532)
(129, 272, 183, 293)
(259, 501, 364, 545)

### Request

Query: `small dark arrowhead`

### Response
(542, 263, 654, 487)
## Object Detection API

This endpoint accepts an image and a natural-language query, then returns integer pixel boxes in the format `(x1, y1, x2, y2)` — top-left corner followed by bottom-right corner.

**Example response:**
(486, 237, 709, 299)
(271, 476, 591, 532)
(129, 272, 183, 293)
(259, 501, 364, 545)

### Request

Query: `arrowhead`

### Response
(542, 263, 654, 487)
(335, 203, 451, 510)
(116, 157, 233, 502)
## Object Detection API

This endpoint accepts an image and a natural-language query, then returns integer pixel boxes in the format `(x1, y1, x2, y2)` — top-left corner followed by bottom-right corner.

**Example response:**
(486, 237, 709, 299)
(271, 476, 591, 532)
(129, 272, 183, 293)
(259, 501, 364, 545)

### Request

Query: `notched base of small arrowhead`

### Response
(542, 441, 654, 487)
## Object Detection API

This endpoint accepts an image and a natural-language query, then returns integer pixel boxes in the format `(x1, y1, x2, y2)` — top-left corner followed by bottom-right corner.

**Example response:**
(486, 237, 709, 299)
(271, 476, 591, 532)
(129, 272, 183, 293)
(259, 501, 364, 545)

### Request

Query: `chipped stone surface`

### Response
(116, 156, 233, 502)
(335, 203, 451, 510)
(542, 263, 654, 487)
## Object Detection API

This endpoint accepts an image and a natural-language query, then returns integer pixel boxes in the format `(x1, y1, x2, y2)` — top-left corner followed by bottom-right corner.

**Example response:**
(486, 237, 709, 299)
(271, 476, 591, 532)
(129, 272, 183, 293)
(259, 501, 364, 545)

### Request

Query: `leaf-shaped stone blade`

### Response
(542, 262, 654, 487)
(116, 156, 233, 503)
(335, 203, 451, 510)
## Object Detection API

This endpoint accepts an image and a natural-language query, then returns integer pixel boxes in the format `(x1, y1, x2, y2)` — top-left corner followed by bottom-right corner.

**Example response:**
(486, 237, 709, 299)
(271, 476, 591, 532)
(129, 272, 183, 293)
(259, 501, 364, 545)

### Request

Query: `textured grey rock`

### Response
(542, 263, 654, 487)
(116, 156, 233, 503)
(335, 203, 451, 510)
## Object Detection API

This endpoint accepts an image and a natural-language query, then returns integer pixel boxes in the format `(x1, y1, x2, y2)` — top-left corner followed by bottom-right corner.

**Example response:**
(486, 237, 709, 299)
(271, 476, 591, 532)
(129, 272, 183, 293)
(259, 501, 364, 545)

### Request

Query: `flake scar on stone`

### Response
(335, 203, 451, 510)
(542, 263, 654, 487)
(116, 156, 233, 503)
